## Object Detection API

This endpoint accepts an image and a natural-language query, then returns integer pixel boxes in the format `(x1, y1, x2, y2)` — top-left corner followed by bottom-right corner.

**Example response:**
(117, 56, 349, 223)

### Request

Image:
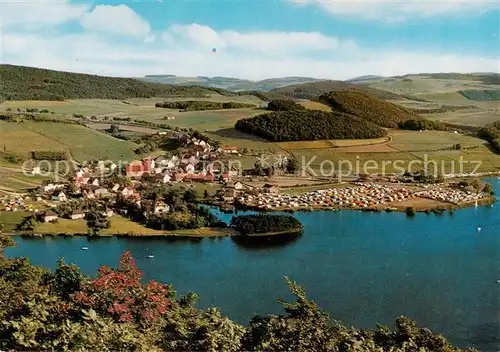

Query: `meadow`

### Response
(33, 215, 231, 237)
(231, 129, 500, 175)
(0, 121, 138, 163)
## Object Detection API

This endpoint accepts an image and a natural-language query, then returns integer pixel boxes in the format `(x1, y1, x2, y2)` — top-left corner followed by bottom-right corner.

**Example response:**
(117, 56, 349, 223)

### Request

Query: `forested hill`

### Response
(0, 64, 227, 101)
(235, 109, 387, 141)
(319, 91, 419, 128)
(270, 80, 405, 101)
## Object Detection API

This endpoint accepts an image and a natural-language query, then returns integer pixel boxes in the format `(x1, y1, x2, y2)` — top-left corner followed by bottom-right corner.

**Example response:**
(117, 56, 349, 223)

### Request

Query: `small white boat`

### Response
(81, 247, 89, 251)
(474, 201, 478, 208)
(147, 255, 154, 259)
(477, 227, 482, 232)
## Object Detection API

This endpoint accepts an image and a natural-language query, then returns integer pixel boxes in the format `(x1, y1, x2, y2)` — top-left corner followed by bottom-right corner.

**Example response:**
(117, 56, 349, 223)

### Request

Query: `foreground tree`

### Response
(85, 209, 110, 236)
(0, 247, 479, 352)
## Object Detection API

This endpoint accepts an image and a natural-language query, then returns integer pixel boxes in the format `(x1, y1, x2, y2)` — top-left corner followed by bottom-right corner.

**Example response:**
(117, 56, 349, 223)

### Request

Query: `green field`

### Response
(388, 130, 485, 151)
(0, 121, 138, 162)
(0, 211, 31, 232)
(230, 129, 500, 175)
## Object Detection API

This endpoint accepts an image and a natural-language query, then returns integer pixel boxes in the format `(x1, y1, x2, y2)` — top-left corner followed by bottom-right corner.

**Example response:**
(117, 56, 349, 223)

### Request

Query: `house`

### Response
(166, 156, 179, 169)
(157, 131, 168, 135)
(101, 209, 114, 218)
(154, 173, 171, 184)
(70, 211, 85, 220)
(111, 183, 120, 192)
(262, 184, 279, 194)
(221, 189, 236, 202)
(155, 156, 169, 167)
(94, 188, 111, 198)
(121, 186, 136, 197)
(90, 178, 100, 187)
(221, 146, 240, 154)
(97, 160, 117, 172)
(185, 164, 195, 174)
(164, 114, 176, 120)
(52, 191, 67, 202)
(154, 201, 170, 214)
(233, 181, 245, 190)
(43, 211, 59, 223)
(43, 183, 65, 193)
(125, 159, 154, 178)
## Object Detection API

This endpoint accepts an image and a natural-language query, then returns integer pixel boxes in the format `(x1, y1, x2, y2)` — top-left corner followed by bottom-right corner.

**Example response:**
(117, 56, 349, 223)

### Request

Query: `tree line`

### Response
(155, 100, 256, 111)
(478, 120, 500, 153)
(0, 238, 478, 351)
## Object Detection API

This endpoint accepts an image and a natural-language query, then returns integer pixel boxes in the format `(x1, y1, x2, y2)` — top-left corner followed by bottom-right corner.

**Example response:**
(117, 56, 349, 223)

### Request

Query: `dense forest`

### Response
(0, 238, 479, 351)
(235, 109, 387, 141)
(319, 91, 418, 128)
(0, 65, 226, 100)
(478, 120, 500, 153)
(266, 99, 304, 111)
(270, 80, 405, 100)
(230, 214, 303, 235)
(398, 119, 447, 131)
(155, 100, 256, 111)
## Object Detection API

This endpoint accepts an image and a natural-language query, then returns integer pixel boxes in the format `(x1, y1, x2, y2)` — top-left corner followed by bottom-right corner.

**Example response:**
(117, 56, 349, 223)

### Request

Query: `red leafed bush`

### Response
(72, 250, 170, 324)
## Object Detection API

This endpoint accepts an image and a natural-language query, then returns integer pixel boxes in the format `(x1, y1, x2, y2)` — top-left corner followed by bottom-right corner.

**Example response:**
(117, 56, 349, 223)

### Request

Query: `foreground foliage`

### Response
(235, 110, 387, 141)
(0, 236, 478, 351)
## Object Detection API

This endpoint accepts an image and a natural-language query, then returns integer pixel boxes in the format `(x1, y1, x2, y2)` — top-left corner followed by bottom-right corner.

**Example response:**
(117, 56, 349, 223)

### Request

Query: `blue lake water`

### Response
(5, 178, 500, 351)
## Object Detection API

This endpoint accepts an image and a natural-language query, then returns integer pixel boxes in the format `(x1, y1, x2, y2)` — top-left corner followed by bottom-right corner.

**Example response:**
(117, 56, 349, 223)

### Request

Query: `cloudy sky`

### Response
(1, 0, 498, 80)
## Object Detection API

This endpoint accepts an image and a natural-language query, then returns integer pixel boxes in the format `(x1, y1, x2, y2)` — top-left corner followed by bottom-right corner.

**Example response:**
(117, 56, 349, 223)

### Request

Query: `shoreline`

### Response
(209, 194, 496, 214)
(4, 195, 495, 239)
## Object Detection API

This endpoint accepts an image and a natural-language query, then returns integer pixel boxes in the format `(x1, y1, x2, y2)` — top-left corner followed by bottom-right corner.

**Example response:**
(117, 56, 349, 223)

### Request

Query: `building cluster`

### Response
(234, 183, 415, 210)
(124, 137, 239, 182)
(1, 195, 37, 213)
(229, 182, 490, 210)
(414, 187, 488, 205)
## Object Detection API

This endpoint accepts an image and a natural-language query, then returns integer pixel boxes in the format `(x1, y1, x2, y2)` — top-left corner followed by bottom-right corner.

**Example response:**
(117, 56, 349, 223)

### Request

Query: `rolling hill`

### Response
(318, 91, 418, 128)
(270, 80, 405, 101)
(139, 74, 324, 91)
(0, 65, 227, 101)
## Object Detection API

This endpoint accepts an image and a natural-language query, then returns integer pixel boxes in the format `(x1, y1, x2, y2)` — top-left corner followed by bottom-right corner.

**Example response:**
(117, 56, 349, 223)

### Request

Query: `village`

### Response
(0, 131, 495, 231)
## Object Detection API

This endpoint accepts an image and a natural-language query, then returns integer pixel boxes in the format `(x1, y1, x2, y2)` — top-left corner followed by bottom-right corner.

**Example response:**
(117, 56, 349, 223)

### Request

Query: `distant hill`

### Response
(353, 72, 500, 99)
(139, 75, 324, 91)
(318, 91, 418, 128)
(346, 75, 385, 83)
(234, 109, 387, 142)
(270, 80, 405, 101)
(459, 89, 500, 101)
(408, 72, 500, 85)
(0, 65, 226, 101)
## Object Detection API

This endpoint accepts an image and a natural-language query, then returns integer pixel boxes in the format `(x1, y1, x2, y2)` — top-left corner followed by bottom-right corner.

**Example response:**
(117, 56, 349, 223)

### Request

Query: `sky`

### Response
(1, 0, 499, 80)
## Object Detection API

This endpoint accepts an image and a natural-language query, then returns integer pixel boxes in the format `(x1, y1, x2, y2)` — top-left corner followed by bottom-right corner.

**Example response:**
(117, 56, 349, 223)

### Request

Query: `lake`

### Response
(5, 178, 500, 351)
